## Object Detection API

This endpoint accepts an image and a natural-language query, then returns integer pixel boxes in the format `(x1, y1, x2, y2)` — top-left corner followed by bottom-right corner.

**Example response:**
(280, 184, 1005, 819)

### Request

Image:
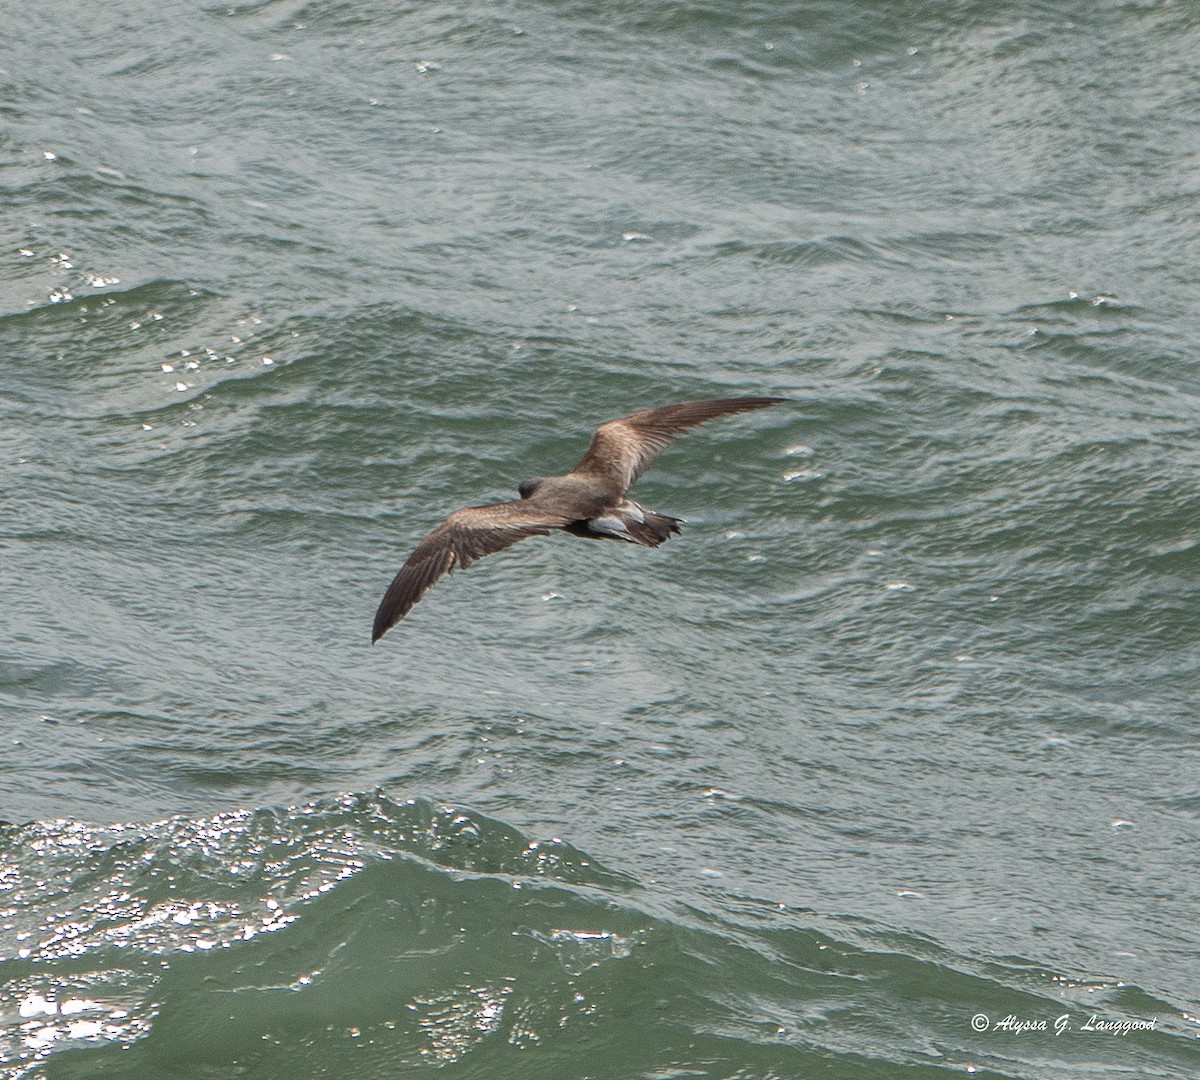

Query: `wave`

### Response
(1, 794, 1193, 1079)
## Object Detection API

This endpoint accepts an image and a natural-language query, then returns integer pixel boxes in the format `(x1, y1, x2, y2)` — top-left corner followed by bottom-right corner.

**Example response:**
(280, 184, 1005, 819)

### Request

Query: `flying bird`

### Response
(371, 396, 785, 641)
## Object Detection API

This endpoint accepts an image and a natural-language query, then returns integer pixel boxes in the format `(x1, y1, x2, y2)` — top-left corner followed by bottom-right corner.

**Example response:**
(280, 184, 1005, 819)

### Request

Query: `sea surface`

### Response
(3, 1, 1199, 1077)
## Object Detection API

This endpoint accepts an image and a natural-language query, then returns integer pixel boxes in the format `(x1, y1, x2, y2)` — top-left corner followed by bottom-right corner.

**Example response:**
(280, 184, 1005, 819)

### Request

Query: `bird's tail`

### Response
(627, 508, 683, 547)
(587, 500, 683, 548)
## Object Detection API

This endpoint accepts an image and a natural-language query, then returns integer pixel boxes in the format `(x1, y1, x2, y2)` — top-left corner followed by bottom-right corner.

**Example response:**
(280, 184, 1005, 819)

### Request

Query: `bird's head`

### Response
(517, 477, 546, 499)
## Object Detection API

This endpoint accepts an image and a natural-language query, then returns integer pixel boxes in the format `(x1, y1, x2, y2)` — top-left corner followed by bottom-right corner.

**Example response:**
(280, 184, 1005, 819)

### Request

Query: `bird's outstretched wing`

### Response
(570, 396, 785, 492)
(372, 501, 572, 641)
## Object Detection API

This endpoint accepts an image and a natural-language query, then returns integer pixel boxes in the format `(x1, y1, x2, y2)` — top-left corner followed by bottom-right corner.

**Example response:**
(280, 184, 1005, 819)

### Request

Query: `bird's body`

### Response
(371, 396, 784, 641)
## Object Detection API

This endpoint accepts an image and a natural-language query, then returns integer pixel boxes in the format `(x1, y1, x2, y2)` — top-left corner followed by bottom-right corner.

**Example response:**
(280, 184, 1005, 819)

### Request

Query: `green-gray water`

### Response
(3, 1, 1199, 1077)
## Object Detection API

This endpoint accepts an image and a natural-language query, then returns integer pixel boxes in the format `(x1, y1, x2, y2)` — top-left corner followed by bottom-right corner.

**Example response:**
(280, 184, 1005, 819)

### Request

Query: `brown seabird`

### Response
(371, 396, 785, 641)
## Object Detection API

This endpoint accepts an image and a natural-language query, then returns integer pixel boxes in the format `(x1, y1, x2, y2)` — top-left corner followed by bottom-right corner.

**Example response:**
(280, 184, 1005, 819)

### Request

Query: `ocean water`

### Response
(3, 0, 1200, 1076)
